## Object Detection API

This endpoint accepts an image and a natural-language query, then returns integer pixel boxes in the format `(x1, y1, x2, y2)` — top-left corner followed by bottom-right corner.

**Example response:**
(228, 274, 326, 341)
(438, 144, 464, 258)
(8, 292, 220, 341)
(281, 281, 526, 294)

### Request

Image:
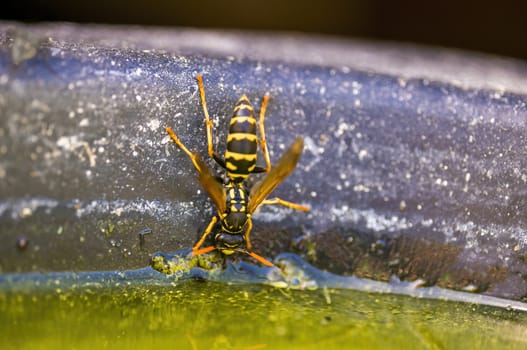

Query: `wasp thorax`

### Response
(222, 212, 247, 232)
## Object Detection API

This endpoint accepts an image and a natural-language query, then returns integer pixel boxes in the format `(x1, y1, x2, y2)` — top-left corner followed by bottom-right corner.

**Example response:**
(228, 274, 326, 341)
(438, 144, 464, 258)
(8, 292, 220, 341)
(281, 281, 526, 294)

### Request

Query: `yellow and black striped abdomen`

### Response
(225, 95, 258, 182)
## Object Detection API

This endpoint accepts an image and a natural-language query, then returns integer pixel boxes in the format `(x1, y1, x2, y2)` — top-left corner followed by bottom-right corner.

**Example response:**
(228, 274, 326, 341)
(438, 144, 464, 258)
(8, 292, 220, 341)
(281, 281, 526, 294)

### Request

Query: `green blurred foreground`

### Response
(1, 281, 526, 350)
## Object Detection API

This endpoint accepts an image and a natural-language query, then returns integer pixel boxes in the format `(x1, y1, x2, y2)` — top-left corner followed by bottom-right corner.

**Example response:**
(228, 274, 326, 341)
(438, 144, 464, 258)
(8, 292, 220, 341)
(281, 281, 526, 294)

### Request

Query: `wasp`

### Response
(165, 75, 309, 266)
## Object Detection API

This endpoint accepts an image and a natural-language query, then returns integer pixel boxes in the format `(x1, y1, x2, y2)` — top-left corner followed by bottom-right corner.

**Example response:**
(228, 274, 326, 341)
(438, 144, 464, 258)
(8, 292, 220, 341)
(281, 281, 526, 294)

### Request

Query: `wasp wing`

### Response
(248, 137, 304, 213)
(192, 153, 227, 215)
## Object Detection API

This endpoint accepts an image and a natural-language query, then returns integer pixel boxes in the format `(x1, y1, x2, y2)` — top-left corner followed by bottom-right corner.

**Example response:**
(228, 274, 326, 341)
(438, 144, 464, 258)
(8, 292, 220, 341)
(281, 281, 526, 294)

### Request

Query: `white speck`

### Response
(353, 184, 370, 192)
(111, 207, 124, 216)
(462, 284, 478, 292)
(334, 122, 349, 137)
(57, 135, 82, 150)
(358, 149, 368, 160)
(486, 169, 493, 179)
(136, 95, 142, 102)
(351, 81, 361, 94)
(354, 99, 361, 107)
(147, 119, 161, 132)
(79, 118, 89, 127)
(20, 207, 32, 218)
(465, 173, 471, 182)
(294, 108, 306, 118)
(435, 178, 448, 186)
(310, 191, 317, 197)
(421, 218, 433, 227)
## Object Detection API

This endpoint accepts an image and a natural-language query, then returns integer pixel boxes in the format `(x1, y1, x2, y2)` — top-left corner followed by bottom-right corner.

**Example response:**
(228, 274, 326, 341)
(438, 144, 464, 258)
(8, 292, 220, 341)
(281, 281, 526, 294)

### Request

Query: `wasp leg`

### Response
(248, 251, 274, 267)
(193, 245, 216, 255)
(260, 198, 310, 212)
(192, 215, 218, 254)
(256, 94, 272, 173)
(165, 127, 207, 173)
(241, 218, 273, 266)
(243, 217, 254, 250)
(196, 74, 226, 168)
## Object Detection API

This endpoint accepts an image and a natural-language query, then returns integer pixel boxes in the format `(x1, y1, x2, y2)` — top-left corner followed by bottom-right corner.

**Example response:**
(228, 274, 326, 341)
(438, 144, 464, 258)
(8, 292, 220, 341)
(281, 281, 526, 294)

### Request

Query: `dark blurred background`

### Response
(2, 0, 527, 61)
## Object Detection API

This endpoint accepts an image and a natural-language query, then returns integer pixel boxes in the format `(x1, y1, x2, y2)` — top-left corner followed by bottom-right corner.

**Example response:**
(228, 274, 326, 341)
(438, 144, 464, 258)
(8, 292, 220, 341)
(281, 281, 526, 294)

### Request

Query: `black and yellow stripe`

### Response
(221, 182, 248, 233)
(225, 182, 247, 213)
(224, 95, 259, 182)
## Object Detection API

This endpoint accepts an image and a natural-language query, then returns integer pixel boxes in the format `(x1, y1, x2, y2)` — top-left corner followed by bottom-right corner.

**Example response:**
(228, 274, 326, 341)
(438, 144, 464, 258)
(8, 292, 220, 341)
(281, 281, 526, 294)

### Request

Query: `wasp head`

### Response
(214, 231, 245, 255)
